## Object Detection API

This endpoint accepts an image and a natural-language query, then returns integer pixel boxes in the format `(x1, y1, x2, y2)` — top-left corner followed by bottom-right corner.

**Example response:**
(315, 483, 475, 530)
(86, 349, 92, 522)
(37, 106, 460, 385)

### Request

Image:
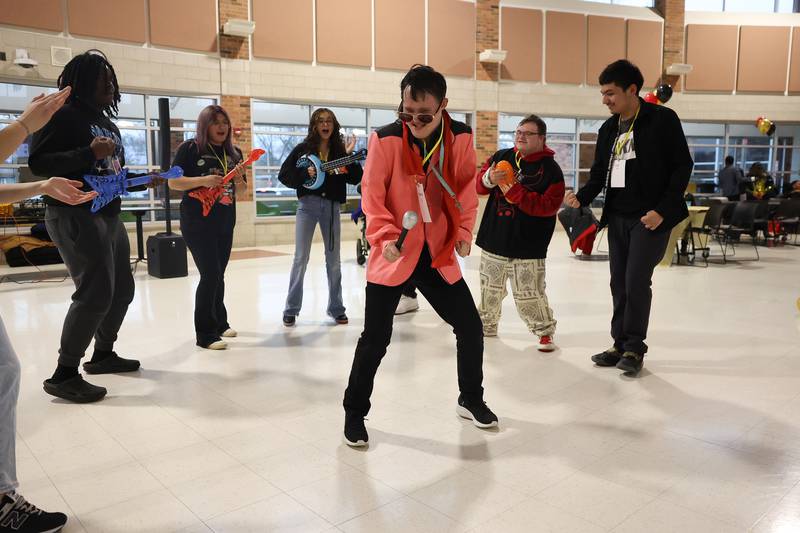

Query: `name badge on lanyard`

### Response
(610, 159, 626, 188)
(416, 132, 443, 224)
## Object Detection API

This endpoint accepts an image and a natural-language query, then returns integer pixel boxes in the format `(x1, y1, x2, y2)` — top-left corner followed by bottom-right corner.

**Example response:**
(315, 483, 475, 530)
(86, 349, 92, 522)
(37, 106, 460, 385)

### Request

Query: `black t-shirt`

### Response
(605, 116, 650, 218)
(172, 140, 242, 222)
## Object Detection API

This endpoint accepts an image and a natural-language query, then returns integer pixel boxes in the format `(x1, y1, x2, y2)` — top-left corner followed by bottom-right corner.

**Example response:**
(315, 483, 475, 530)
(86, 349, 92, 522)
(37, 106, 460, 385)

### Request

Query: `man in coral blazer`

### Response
(342, 65, 498, 447)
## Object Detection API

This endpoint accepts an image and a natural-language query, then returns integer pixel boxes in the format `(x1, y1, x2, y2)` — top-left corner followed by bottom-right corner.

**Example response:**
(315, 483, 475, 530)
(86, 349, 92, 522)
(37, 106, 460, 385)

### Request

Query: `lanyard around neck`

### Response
(421, 125, 444, 167)
(208, 144, 228, 173)
(615, 106, 640, 158)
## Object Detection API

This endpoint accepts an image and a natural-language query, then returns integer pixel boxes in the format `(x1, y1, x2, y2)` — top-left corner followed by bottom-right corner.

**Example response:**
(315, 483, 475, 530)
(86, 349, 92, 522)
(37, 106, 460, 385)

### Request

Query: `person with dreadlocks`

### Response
(341, 65, 498, 447)
(29, 50, 145, 403)
(277, 108, 362, 327)
(168, 105, 246, 350)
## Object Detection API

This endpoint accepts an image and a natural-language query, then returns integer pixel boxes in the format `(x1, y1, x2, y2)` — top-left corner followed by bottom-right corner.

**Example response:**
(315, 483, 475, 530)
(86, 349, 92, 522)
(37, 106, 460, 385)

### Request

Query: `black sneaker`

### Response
(43, 375, 106, 403)
(83, 351, 140, 374)
(456, 395, 498, 428)
(282, 314, 296, 327)
(0, 491, 67, 532)
(591, 347, 623, 367)
(334, 314, 349, 325)
(616, 351, 644, 374)
(343, 412, 368, 447)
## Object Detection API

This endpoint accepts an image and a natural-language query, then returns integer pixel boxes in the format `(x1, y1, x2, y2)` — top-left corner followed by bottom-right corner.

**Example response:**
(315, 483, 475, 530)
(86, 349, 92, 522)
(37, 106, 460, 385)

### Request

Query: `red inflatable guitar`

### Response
(189, 148, 266, 216)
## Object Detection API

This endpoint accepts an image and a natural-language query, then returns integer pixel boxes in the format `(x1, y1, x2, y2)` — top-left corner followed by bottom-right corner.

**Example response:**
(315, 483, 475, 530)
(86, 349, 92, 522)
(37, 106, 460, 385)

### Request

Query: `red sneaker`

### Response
(537, 336, 557, 352)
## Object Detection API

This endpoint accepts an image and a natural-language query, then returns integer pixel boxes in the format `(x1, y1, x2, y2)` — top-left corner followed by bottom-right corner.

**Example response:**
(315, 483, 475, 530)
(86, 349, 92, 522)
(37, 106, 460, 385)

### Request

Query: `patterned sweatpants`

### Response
(478, 250, 556, 337)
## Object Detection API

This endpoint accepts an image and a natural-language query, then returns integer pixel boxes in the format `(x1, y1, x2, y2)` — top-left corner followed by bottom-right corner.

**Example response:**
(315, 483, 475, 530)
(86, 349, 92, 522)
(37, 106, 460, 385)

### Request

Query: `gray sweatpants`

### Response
(45, 206, 134, 367)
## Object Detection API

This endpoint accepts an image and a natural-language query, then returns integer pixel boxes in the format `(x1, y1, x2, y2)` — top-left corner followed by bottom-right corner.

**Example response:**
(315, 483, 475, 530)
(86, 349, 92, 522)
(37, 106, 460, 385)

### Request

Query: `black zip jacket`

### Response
(575, 98, 694, 233)
(278, 142, 363, 204)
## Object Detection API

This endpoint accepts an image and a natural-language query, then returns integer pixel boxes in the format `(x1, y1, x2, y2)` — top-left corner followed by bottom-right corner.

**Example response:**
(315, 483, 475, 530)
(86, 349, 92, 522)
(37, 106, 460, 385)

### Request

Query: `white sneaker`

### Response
(221, 328, 238, 338)
(483, 325, 497, 337)
(205, 340, 228, 350)
(537, 335, 557, 352)
(395, 295, 419, 315)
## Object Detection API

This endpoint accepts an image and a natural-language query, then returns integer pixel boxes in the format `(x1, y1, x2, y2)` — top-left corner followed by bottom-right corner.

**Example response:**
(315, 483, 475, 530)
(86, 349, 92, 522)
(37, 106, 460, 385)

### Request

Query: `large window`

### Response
(252, 101, 469, 217)
(500, 113, 800, 196)
(686, 0, 796, 12)
(584, 0, 655, 6)
(684, 122, 800, 193)
(0, 82, 215, 222)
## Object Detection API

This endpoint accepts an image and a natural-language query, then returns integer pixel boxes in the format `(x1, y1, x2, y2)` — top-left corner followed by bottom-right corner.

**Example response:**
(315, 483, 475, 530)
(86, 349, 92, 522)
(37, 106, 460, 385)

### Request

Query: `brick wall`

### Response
(221, 95, 254, 201)
(474, 0, 499, 168)
(655, 0, 685, 90)
(476, 0, 500, 83)
(219, 0, 249, 60)
(475, 111, 497, 167)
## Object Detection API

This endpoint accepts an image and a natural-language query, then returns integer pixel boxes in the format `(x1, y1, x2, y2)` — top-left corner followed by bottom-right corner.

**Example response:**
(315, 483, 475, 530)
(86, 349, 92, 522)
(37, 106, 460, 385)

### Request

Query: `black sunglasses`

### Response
(397, 101, 443, 125)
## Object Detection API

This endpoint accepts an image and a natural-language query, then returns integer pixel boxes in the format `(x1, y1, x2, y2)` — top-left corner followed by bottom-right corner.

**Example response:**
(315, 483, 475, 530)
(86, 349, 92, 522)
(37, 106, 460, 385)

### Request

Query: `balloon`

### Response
(643, 92, 659, 104)
(655, 84, 673, 103)
(756, 116, 776, 136)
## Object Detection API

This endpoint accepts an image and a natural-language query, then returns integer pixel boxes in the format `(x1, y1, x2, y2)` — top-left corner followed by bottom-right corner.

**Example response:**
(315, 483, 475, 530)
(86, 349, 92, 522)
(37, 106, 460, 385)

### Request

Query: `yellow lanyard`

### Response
(421, 125, 444, 167)
(615, 106, 640, 158)
(208, 144, 228, 174)
(514, 150, 524, 171)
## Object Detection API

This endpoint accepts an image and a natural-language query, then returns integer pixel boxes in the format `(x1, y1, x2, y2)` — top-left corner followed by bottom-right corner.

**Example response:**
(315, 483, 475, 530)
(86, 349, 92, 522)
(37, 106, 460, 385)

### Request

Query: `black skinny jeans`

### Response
(343, 247, 485, 416)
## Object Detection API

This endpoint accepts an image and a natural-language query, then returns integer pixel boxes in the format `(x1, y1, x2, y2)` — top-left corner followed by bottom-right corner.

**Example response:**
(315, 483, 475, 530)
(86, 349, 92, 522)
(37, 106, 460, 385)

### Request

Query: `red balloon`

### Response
(643, 92, 659, 104)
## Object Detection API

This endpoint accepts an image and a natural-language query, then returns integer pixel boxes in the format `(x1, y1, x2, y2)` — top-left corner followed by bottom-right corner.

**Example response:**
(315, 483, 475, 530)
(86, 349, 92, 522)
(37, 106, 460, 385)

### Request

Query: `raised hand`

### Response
(17, 87, 71, 134)
(345, 133, 357, 154)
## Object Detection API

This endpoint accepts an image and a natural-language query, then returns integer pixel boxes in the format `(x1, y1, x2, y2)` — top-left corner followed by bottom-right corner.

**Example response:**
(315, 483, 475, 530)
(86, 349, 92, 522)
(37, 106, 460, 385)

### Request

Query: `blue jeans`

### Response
(0, 317, 20, 493)
(284, 195, 345, 317)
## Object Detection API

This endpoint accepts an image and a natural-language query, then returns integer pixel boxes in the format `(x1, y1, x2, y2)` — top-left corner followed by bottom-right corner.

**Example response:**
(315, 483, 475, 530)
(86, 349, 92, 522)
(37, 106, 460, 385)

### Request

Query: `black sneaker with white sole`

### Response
(456, 395, 498, 428)
(616, 351, 644, 374)
(0, 491, 67, 533)
(591, 347, 623, 367)
(343, 412, 368, 447)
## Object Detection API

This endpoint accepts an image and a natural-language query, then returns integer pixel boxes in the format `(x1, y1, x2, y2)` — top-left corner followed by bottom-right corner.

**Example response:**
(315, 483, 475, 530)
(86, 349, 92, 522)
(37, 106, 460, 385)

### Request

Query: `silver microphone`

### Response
(395, 210, 418, 251)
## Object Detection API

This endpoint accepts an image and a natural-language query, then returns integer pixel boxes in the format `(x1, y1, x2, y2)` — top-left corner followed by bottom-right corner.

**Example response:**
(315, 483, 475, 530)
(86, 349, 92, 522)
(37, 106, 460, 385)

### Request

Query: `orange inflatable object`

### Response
(496, 160, 516, 187)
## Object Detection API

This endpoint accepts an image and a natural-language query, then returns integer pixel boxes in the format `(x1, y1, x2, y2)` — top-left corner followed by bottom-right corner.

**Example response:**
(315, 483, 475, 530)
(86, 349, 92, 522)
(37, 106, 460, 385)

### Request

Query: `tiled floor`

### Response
(1, 232, 799, 532)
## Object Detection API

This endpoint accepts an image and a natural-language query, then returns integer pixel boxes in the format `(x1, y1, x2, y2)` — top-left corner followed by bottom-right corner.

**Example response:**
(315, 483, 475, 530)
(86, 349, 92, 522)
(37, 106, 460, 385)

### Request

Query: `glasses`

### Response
(398, 101, 443, 125)
(515, 130, 542, 138)
(316, 118, 334, 125)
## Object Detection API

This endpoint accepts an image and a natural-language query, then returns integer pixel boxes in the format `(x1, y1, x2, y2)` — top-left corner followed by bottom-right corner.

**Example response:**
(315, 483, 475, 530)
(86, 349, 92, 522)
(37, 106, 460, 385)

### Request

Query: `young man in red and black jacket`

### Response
(476, 114, 565, 352)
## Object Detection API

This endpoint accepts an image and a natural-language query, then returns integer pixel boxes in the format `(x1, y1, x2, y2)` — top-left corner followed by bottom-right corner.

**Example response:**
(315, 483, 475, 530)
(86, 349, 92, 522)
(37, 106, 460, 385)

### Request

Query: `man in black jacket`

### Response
(565, 60, 693, 375)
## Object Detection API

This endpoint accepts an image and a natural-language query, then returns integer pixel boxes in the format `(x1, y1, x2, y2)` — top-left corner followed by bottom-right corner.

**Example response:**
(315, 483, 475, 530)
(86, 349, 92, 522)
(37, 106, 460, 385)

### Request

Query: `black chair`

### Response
(720, 202, 760, 262)
(774, 198, 800, 246)
(689, 203, 728, 265)
(752, 201, 770, 244)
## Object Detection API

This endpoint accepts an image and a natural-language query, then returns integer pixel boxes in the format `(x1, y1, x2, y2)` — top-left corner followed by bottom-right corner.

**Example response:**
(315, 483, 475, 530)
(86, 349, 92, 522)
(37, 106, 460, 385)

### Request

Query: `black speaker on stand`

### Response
(147, 97, 188, 279)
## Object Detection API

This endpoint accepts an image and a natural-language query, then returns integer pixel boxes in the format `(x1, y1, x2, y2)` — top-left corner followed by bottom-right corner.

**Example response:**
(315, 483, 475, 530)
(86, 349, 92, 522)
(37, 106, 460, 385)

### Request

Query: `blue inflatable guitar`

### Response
(83, 166, 183, 213)
(296, 149, 367, 190)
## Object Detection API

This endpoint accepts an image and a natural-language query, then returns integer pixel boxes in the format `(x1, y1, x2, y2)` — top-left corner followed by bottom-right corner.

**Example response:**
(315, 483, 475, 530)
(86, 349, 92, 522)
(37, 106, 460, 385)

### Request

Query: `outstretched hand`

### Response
(41, 177, 97, 205)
